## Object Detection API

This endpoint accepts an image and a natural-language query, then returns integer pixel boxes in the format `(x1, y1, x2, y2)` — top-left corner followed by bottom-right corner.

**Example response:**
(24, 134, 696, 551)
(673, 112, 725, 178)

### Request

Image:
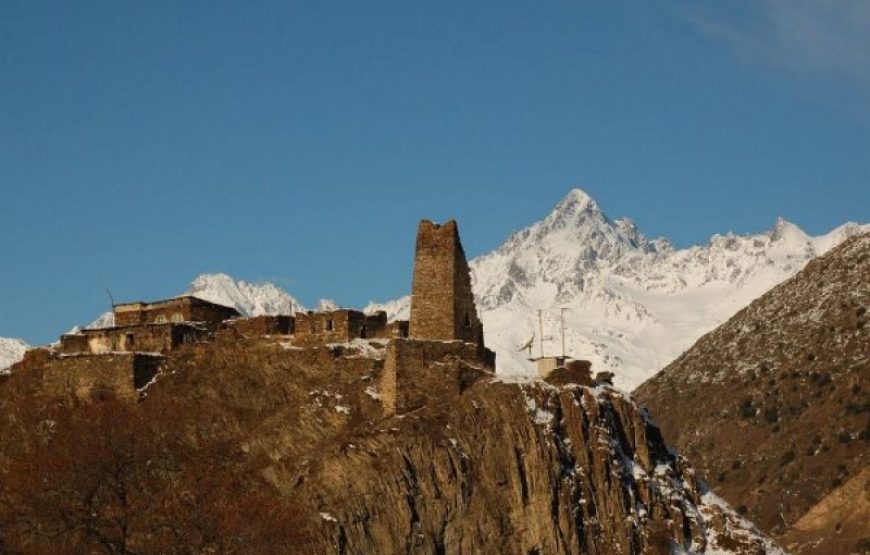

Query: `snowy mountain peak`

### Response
(186, 273, 304, 316)
(770, 217, 809, 243)
(538, 188, 610, 235)
(468, 190, 868, 388)
(552, 187, 598, 216)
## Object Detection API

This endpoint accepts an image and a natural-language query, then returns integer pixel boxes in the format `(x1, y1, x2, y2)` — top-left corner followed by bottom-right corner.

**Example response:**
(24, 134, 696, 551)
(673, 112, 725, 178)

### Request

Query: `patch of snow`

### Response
(523, 392, 555, 425)
(364, 386, 381, 400)
(695, 491, 788, 555)
(0, 337, 29, 373)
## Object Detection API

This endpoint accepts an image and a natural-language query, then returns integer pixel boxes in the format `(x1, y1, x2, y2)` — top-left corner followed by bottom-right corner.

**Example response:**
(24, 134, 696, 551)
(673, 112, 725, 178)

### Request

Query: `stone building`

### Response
(113, 296, 239, 327)
(294, 309, 407, 346)
(60, 296, 239, 356)
(409, 220, 485, 347)
(60, 323, 209, 355)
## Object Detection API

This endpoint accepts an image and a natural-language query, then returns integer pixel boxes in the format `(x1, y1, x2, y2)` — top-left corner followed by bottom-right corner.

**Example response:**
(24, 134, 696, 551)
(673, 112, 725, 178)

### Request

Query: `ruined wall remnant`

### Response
(409, 220, 484, 347)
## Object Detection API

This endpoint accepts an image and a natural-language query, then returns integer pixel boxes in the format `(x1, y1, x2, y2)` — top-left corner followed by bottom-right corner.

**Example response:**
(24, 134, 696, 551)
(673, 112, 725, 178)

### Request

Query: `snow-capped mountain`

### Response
(0, 337, 29, 373)
(370, 189, 867, 389)
(186, 273, 305, 315)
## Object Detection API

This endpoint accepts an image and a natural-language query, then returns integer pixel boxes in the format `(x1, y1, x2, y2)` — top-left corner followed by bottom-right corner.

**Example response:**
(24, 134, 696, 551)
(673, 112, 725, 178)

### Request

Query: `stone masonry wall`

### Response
(380, 339, 491, 416)
(18, 352, 163, 401)
(61, 324, 209, 355)
(223, 315, 294, 336)
(294, 310, 388, 346)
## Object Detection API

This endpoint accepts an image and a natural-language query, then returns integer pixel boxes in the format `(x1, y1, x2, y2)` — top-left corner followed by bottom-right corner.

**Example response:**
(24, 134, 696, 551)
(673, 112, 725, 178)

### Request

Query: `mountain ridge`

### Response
(633, 232, 870, 554)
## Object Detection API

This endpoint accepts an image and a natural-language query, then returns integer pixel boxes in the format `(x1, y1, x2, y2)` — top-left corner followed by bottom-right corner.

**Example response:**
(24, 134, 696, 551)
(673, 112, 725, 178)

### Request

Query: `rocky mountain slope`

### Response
(0, 333, 782, 554)
(634, 233, 870, 555)
(0, 338, 28, 374)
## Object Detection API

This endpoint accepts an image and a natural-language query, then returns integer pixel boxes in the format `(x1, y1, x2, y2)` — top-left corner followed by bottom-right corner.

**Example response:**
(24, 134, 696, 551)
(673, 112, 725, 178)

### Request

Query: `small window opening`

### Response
(360, 324, 367, 339)
(326, 319, 335, 332)
(155, 315, 167, 324)
(464, 312, 471, 327)
(126, 333, 135, 346)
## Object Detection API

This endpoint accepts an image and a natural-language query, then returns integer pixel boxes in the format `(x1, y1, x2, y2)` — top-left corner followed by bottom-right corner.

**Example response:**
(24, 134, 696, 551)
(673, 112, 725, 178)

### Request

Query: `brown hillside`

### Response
(635, 233, 870, 554)
(0, 332, 781, 554)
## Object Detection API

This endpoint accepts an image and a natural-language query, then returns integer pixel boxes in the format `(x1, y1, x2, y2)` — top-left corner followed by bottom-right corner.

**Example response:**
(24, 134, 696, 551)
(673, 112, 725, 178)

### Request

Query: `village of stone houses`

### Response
(17, 221, 514, 410)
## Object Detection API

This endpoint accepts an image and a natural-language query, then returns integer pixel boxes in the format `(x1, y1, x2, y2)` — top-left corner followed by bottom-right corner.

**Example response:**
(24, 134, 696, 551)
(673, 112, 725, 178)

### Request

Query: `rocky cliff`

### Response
(635, 233, 870, 555)
(0, 333, 781, 554)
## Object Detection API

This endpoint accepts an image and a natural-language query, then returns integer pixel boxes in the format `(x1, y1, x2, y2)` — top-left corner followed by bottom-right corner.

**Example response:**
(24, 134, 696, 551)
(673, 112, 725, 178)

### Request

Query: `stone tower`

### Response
(409, 220, 484, 346)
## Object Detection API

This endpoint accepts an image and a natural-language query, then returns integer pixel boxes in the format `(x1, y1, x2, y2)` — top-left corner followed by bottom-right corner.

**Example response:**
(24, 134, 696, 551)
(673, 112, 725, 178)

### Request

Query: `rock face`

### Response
(0, 332, 781, 554)
(635, 233, 870, 554)
(301, 378, 780, 554)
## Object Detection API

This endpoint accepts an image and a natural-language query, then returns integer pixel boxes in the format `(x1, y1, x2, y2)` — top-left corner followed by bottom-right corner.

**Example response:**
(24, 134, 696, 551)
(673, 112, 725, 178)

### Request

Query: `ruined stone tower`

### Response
(409, 220, 484, 346)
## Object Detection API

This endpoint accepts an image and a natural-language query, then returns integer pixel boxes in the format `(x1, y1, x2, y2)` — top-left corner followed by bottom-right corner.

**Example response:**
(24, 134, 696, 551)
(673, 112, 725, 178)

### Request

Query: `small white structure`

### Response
(530, 355, 571, 379)
(526, 308, 574, 378)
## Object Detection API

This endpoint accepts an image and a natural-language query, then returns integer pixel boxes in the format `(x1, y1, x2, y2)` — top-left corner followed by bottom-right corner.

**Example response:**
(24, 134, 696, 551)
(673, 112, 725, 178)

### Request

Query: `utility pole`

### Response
(537, 309, 544, 358)
(560, 307, 568, 358)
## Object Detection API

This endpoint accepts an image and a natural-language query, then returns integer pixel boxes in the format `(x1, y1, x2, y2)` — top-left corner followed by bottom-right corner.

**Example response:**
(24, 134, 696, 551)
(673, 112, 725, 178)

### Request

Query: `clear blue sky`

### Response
(1, 1, 868, 344)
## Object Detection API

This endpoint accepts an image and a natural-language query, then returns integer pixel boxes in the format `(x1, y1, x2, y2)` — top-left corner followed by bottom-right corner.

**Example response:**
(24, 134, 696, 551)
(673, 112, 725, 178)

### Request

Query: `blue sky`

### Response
(1, 1, 868, 344)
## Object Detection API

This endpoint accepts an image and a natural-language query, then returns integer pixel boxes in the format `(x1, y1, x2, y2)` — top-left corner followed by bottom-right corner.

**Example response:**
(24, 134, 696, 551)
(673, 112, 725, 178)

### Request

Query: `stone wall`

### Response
(385, 320, 409, 339)
(19, 352, 163, 401)
(222, 315, 294, 336)
(380, 339, 492, 416)
(60, 323, 209, 355)
(409, 220, 483, 346)
(294, 310, 389, 346)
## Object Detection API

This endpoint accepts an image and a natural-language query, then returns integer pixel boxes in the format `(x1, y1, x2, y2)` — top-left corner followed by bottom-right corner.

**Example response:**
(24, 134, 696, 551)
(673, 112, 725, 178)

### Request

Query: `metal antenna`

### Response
(537, 309, 544, 358)
(560, 307, 568, 358)
(106, 288, 115, 309)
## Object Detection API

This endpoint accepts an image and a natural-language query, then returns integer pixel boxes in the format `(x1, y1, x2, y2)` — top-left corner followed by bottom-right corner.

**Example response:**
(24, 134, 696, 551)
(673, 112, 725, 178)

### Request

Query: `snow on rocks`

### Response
(0, 337, 29, 374)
